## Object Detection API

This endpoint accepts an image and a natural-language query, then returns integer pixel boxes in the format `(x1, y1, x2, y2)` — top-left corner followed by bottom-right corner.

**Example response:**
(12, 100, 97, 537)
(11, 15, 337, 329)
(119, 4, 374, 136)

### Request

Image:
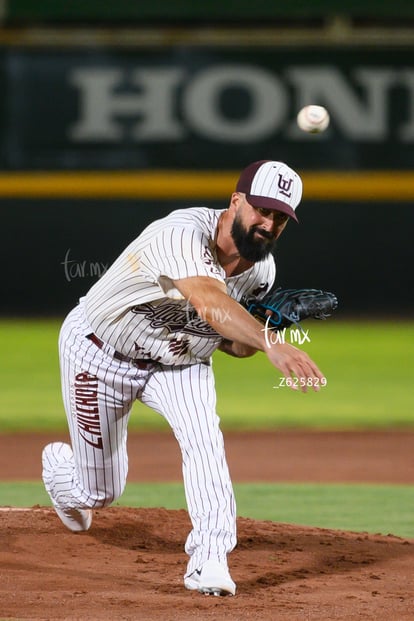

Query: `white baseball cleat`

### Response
(184, 560, 236, 596)
(49, 502, 92, 532)
(42, 442, 92, 533)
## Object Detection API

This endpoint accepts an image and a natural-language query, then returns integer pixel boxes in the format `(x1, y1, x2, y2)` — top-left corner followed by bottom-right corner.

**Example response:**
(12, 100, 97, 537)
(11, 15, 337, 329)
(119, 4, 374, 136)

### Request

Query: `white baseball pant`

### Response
(48, 303, 237, 576)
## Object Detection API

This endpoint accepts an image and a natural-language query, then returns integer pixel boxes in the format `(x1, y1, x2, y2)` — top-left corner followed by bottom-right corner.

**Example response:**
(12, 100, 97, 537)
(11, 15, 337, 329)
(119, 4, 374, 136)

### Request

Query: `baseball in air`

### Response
(297, 105, 330, 133)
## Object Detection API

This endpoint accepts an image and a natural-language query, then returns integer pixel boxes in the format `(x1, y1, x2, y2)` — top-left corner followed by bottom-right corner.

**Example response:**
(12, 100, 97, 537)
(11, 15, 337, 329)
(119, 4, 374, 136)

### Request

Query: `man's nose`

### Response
(260, 214, 276, 230)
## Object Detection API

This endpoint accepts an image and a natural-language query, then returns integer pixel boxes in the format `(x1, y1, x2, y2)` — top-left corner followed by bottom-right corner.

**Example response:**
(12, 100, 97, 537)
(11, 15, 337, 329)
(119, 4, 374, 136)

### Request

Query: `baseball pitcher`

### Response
(42, 160, 335, 597)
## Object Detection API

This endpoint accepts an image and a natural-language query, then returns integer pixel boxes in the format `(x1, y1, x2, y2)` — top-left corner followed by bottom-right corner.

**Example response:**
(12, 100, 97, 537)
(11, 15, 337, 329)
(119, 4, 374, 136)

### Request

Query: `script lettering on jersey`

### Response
(168, 336, 190, 357)
(131, 302, 219, 337)
(73, 372, 103, 449)
(202, 245, 222, 277)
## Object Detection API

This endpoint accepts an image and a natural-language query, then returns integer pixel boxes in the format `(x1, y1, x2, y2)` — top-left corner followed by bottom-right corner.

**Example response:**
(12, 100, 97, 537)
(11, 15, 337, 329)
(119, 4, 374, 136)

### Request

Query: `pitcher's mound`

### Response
(1, 506, 413, 621)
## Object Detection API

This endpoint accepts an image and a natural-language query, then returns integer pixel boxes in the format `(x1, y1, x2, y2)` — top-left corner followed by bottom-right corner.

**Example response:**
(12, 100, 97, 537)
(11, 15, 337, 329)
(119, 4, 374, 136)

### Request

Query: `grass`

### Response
(1, 317, 413, 431)
(1, 317, 413, 541)
(213, 319, 414, 429)
(2, 480, 413, 539)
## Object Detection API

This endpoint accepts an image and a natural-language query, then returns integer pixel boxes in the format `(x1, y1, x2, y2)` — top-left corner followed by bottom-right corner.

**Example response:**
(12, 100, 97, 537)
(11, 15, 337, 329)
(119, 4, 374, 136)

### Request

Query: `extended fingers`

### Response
(292, 356, 324, 392)
(269, 345, 325, 393)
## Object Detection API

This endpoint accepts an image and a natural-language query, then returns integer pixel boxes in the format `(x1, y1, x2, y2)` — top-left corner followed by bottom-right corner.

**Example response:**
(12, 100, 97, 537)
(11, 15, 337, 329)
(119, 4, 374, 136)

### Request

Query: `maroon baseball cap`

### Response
(236, 160, 303, 222)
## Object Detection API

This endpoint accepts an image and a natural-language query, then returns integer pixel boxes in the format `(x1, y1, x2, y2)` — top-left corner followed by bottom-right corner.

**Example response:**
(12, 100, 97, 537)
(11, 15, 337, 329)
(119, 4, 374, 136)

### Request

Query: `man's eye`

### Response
(255, 206, 288, 223)
(273, 213, 288, 223)
(256, 207, 271, 217)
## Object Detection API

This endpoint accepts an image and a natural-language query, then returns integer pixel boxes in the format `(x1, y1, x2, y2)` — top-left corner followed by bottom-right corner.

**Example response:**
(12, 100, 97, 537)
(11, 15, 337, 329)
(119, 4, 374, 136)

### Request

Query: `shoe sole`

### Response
(53, 504, 92, 532)
(184, 560, 236, 596)
(199, 587, 233, 597)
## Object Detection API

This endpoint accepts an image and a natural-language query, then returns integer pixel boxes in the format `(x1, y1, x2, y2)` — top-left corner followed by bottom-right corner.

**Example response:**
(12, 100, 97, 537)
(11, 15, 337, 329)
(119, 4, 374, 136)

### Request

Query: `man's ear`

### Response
(229, 192, 243, 210)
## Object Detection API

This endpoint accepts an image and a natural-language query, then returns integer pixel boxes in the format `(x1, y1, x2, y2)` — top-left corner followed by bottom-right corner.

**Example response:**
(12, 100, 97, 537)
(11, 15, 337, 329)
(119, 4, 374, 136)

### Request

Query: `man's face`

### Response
(231, 195, 289, 262)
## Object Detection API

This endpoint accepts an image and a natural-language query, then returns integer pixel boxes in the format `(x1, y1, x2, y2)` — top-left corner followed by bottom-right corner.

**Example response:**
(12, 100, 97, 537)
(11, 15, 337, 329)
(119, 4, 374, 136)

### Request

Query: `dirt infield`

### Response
(1, 430, 414, 621)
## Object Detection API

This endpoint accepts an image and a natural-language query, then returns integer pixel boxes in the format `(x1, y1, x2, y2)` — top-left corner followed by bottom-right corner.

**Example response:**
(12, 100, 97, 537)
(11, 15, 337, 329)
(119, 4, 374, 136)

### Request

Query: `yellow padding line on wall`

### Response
(0, 171, 412, 200)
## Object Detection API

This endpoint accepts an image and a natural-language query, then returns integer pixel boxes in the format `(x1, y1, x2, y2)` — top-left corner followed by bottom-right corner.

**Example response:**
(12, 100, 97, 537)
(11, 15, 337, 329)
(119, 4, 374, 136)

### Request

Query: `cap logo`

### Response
(277, 174, 293, 198)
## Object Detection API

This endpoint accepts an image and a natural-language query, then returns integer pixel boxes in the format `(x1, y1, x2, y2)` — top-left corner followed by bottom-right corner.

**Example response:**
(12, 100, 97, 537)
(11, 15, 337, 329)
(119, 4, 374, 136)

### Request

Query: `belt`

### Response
(86, 333, 153, 369)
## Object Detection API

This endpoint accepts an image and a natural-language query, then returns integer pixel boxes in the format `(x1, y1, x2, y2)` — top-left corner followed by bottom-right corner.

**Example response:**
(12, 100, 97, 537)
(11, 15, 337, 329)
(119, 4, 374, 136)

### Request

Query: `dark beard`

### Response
(231, 216, 277, 262)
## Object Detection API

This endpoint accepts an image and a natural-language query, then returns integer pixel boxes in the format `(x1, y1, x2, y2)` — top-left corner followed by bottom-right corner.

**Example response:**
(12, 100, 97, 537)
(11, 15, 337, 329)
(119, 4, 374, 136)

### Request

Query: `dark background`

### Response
(1, 0, 413, 316)
(3, 199, 410, 316)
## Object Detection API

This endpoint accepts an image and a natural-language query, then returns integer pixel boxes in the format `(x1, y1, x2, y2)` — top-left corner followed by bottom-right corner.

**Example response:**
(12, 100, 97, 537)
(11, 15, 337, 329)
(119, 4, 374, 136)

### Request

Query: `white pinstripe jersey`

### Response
(84, 207, 276, 365)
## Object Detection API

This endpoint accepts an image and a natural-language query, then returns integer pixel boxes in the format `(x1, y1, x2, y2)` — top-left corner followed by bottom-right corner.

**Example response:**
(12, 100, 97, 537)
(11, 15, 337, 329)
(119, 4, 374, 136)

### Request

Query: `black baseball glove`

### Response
(242, 288, 338, 330)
